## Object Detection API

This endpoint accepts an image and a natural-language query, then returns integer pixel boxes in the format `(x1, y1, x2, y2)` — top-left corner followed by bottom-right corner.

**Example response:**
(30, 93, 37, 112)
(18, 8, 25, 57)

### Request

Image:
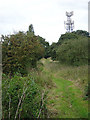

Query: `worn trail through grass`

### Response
(41, 58, 88, 118)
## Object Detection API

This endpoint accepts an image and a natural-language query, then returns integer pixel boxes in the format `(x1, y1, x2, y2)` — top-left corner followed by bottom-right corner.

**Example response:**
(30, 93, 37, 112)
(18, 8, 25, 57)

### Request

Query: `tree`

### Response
(49, 42, 57, 60)
(73, 30, 89, 36)
(49, 30, 89, 62)
(27, 24, 34, 36)
(57, 35, 88, 65)
(37, 36, 50, 58)
(2, 30, 44, 75)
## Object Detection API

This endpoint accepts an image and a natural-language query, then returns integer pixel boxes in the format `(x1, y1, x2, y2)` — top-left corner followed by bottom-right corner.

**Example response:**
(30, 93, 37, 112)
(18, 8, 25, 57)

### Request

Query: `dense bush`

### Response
(2, 73, 47, 119)
(2, 27, 45, 75)
(72, 30, 89, 37)
(58, 30, 89, 45)
(57, 33, 78, 45)
(49, 30, 89, 62)
(56, 36, 88, 66)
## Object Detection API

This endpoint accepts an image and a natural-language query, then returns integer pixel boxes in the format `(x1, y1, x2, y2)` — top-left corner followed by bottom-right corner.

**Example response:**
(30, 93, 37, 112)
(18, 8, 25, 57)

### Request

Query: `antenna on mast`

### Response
(64, 11, 74, 33)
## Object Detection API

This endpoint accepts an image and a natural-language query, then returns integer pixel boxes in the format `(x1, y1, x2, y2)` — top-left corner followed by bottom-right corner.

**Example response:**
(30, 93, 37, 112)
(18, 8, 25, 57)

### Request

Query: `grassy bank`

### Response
(40, 58, 88, 118)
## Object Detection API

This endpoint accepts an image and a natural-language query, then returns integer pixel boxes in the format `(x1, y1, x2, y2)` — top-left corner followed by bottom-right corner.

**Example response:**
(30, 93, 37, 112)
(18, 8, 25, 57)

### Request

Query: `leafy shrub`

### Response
(2, 29, 44, 75)
(2, 73, 47, 119)
(57, 33, 78, 45)
(73, 30, 89, 37)
(57, 36, 88, 66)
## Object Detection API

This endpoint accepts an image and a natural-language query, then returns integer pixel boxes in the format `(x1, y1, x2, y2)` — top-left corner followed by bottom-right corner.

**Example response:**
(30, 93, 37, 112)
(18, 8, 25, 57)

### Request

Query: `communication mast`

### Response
(64, 11, 74, 33)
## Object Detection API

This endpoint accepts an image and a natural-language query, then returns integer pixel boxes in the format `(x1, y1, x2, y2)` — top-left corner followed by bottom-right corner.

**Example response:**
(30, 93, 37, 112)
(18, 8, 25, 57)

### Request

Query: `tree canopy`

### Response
(49, 30, 89, 66)
(2, 25, 46, 75)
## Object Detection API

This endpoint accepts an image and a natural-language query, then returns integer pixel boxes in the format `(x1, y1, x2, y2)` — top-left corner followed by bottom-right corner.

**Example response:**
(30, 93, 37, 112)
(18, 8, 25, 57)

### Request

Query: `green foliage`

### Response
(50, 30, 89, 62)
(57, 30, 89, 45)
(2, 26, 45, 75)
(58, 33, 78, 45)
(57, 35, 88, 65)
(37, 36, 50, 58)
(50, 42, 57, 60)
(2, 73, 47, 119)
(27, 24, 34, 36)
(72, 30, 89, 37)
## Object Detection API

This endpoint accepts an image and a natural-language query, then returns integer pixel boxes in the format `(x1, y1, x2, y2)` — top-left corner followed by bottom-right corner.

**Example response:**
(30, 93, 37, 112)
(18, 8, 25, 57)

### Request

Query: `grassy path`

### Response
(41, 58, 88, 118)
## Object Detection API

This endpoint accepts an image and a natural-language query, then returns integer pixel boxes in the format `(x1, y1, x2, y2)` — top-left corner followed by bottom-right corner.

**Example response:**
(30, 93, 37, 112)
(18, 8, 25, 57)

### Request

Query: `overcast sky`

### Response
(0, 0, 89, 44)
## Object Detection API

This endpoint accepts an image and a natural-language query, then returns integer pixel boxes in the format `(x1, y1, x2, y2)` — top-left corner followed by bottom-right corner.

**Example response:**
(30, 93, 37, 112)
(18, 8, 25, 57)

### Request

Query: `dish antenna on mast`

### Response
(64, 11, 74, 33)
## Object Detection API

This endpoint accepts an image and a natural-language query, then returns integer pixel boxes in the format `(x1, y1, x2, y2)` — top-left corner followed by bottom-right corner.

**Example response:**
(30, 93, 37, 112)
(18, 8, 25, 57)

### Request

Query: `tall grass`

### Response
(40, 58, 88, 97)
(41, 58, 88, 118)
(28, 60, 54, 89)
